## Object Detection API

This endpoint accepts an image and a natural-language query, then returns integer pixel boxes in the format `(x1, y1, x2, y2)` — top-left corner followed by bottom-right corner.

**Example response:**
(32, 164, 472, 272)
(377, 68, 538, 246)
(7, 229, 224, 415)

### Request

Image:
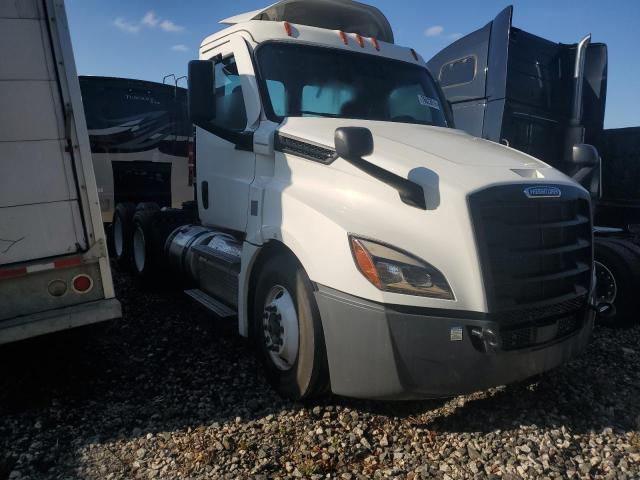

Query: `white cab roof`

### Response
(200, 20, 423, 67)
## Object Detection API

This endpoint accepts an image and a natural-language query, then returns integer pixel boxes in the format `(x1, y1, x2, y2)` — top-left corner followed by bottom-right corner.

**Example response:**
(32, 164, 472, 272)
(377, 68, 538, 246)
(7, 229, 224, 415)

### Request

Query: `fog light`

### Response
(48, 279, 67, 297)
(72, 274, 93, 293)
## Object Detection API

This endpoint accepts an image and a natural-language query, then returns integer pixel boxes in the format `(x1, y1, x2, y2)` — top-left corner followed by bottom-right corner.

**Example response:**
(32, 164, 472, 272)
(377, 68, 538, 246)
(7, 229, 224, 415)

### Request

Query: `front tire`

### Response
(252, 253, 329, 400)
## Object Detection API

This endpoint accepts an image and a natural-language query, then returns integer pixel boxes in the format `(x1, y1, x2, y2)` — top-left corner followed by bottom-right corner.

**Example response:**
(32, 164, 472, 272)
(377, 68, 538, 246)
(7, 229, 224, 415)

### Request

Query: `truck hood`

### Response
(277, 117, 549, 175)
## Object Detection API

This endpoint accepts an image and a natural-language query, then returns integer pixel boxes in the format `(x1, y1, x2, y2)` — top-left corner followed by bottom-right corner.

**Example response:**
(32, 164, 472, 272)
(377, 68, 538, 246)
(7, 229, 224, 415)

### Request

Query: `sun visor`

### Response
(221, 0, 394, 44)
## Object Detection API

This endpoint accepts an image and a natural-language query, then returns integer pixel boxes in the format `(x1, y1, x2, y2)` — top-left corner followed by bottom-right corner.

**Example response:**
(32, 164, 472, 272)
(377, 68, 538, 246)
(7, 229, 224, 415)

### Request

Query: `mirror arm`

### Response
(344, 156, 427, 210)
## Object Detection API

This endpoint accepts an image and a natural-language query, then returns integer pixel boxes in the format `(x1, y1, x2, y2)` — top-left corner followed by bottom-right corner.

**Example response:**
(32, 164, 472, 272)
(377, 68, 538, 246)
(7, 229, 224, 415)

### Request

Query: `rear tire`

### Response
(252, 253, 329, 400)
(594, 237, 640, 326)
(112, 202, 136, 267)
(132, 210, 161, 281)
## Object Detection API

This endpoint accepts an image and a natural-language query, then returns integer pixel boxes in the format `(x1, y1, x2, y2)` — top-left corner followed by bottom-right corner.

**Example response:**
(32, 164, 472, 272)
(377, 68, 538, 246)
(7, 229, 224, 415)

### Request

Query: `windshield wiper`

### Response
(296, 110, 342, 118)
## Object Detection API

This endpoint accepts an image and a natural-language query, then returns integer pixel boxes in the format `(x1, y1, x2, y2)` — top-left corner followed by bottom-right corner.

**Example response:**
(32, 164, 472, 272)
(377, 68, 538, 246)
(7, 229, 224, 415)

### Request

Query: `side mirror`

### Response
(572, 143, 599, 167)
(334, 127, 374, 161)
(570, 143, 601, 200)
(334, 127, 427, 210)
(188, 60, 215, 126)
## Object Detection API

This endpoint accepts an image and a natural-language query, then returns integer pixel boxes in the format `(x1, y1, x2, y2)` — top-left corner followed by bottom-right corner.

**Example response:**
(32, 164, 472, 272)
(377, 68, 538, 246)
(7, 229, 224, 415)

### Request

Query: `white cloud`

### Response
(448, 32, 463, 40)
(159, 20, 184, 32)
(141, 11, 159, 27)
(113, 17, 140, 33)
(113, 11, 184, 35)
(171, 44, 189, 52)
(424, 25, 444, 37)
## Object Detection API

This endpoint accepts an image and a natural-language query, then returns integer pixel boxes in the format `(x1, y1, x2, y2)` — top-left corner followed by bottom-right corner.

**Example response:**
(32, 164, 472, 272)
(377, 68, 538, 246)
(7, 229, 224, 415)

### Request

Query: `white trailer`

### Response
(0, 0, 120, 344)
(120, 0, 598, 400)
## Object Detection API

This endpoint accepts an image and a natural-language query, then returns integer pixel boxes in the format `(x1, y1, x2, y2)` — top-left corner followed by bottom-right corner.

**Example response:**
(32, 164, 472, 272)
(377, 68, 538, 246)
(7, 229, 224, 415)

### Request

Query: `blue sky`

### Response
(66, 0, 639, 128)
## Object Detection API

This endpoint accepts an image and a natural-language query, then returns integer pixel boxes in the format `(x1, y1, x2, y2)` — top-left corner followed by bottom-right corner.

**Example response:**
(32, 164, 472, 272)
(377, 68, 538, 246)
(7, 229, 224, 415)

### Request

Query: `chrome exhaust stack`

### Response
(571, 33, 592, 128)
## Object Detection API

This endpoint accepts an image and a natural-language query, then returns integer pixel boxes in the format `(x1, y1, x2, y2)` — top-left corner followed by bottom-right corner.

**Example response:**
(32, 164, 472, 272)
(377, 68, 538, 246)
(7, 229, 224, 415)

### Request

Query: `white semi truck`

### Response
(0, 0, 120, 344)
(120, 0, 598, 400)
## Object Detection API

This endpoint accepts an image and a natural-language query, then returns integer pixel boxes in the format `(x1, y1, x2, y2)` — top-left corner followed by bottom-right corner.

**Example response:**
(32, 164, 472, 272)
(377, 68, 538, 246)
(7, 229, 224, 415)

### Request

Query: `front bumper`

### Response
(315, 286, 594, 400)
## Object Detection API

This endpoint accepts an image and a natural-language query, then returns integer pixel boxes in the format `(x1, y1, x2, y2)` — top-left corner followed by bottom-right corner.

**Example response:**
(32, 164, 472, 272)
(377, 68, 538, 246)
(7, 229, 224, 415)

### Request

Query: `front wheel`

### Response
(252, 253, 329, 400)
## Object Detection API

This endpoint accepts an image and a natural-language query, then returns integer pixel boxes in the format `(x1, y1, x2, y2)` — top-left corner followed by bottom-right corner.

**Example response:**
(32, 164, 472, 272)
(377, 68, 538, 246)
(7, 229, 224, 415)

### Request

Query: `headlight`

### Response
(349, 235, 454, 300)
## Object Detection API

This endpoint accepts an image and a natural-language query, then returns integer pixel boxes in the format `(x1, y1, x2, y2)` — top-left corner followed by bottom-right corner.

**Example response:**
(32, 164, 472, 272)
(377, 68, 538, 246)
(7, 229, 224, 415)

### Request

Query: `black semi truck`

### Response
(428, 6, 640, 325)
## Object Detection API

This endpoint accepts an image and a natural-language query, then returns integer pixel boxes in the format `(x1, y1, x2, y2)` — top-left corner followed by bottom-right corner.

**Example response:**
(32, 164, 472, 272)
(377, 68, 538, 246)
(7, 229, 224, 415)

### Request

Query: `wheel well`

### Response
(247, 240, 301, 338)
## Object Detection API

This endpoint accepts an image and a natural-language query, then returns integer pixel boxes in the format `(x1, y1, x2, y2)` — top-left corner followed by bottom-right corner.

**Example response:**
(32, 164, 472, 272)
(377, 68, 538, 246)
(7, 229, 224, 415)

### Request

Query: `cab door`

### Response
(196, 37, 261, 233)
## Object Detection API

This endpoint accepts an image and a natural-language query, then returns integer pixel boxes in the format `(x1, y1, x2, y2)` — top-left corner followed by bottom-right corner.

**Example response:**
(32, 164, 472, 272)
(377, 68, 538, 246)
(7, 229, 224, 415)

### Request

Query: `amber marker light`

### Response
(350, 237, 382, 288)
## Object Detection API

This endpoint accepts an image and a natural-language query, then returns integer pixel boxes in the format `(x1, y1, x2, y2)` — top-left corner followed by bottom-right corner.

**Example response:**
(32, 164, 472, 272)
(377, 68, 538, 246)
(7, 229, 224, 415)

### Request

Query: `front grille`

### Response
(491, 295, 587, 325)
(500, 308, 585, 351)
(469, 184, 593, 315)
(501, 326, 535, 351)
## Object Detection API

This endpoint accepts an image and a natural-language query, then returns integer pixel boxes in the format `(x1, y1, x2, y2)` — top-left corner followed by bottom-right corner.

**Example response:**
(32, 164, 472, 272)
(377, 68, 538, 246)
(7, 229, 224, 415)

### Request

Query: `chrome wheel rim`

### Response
(595, 261, 617, 304)
(263, 285, 299, 371)
(114, 214, 124, 257)
(133, 227, 146, 273)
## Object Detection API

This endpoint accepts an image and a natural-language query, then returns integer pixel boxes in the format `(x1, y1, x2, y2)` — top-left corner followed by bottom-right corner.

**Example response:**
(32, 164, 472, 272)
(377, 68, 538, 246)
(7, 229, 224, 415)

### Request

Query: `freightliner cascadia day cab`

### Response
(427, 6, 640, 325)
(79, 76, 194, 260)
(0, 0, 121, 343)
(119, 0, 598, 400)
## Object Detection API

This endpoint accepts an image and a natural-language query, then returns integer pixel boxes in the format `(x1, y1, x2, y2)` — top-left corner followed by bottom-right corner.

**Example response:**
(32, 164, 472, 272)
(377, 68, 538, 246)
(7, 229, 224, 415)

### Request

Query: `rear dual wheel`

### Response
(110, 202, 164, 279)
(112, 202, 136, 266)
(131, 209, 164, 280)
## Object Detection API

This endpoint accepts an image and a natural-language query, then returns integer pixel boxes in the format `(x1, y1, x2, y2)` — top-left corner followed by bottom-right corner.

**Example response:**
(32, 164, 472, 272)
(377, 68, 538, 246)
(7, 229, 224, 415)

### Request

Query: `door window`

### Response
(439, 56, 476, 87)
(213, 56, 247, 131)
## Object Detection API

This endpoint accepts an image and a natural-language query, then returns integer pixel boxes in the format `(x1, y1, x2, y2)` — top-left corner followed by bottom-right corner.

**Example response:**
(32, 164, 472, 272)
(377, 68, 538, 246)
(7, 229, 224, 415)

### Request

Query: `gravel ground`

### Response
(1, 265, 639, 480)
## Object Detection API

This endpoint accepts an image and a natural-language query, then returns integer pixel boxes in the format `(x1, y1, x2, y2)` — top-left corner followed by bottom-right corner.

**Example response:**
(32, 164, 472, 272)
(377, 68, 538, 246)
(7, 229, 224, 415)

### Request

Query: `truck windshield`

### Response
(256, 43, 449, 128)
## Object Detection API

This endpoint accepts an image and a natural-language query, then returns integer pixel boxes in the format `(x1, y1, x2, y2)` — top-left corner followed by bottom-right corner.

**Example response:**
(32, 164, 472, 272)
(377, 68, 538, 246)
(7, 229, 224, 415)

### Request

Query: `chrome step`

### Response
(184, 289, 237, 318)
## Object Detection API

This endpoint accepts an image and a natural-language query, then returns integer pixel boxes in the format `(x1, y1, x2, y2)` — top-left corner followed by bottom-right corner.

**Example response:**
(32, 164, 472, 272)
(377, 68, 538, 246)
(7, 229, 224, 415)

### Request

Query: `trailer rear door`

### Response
(0, 0, 87, 265)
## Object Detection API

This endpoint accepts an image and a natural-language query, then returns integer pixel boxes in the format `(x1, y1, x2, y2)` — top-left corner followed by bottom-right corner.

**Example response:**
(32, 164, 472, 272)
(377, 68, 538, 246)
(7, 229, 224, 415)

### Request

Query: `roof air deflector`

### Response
(221, 0, 394, 44)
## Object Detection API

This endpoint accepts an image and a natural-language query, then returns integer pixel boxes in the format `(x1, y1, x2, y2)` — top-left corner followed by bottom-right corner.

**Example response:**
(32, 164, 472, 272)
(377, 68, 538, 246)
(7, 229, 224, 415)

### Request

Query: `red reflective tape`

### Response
(355, 33, 365, 48)
(54, 257, 82, 269)
(0, 267, 27, 279)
